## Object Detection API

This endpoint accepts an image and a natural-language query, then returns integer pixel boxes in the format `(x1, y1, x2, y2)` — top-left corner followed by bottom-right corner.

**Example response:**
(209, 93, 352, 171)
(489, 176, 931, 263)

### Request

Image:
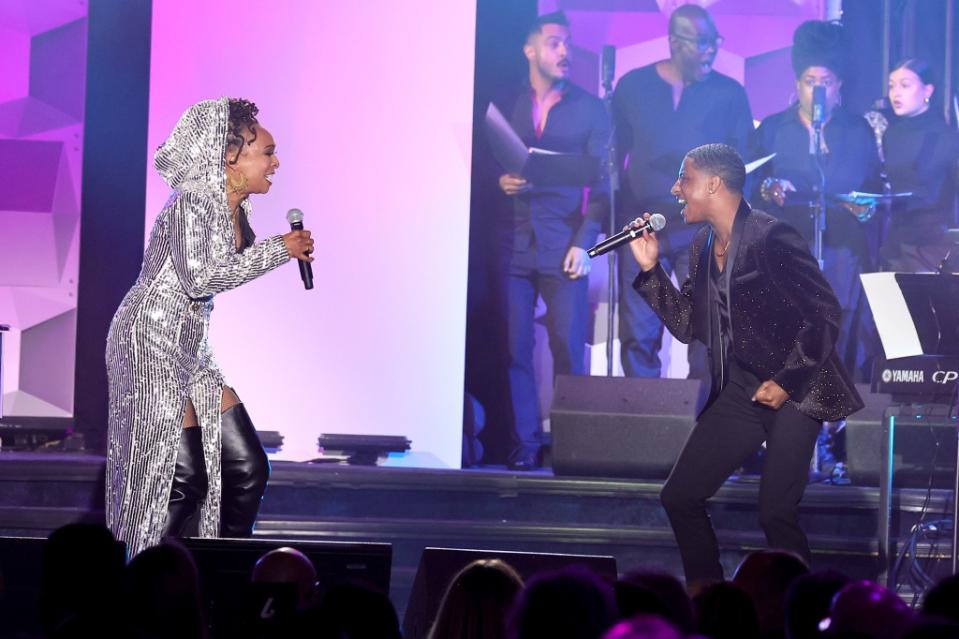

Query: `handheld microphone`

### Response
(601, 45, 616, 92)
(587, 213, 666, 258)
(811, 85, 826, 131)
(285, 208, 314, 290)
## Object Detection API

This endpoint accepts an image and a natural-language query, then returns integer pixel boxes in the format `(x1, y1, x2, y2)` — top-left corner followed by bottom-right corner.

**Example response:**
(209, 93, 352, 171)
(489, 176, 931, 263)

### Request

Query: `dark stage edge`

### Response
(0, 452, 952, 619)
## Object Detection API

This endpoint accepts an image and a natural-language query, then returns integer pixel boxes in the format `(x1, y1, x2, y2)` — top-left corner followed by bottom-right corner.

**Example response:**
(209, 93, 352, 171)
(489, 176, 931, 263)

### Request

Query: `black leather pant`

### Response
(162, 402, 270, 538)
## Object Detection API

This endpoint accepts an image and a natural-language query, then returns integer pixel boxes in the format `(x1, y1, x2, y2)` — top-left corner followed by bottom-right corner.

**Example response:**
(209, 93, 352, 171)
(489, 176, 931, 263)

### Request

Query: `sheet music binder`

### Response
(484, 103, 600, 188)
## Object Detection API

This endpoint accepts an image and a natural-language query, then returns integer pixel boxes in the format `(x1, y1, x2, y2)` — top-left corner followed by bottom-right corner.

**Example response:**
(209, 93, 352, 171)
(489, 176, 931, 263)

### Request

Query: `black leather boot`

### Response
(219, 403, 270, 537)
(162, 427, 208, 537)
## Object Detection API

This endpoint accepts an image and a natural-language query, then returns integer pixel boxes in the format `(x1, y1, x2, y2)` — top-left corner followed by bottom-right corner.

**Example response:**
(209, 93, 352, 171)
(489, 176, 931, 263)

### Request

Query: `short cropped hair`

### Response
(527, 11, 569, 41)
(686, 143, 746, 194)
(668, 4, 715, 35)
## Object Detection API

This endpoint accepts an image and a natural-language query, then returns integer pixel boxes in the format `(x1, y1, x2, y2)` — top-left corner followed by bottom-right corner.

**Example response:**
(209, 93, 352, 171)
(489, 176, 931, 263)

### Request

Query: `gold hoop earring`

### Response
(228, 172, 248, 194)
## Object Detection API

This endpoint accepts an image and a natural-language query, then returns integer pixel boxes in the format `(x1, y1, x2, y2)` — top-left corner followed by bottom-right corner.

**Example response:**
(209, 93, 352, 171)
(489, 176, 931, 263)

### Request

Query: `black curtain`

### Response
(74, 0, 152, 452)
(464, 0, 537, 465)
(842, 0, 958, 120)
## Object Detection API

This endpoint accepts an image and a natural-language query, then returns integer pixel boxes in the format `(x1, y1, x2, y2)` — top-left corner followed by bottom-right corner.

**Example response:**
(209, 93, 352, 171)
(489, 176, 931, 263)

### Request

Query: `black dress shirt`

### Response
(613, 64, 755, 218)
(494, 82, 610, 269)
(883, 108, 959, 242)
(751, 105, 880, 244)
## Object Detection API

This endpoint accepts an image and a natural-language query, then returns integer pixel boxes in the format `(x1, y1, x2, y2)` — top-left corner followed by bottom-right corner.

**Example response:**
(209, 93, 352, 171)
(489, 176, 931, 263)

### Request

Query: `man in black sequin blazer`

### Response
(626, 144, 863, 586)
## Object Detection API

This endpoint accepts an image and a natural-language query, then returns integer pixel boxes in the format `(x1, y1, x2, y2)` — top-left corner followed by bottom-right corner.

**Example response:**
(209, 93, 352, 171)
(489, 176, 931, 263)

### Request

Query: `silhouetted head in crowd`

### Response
(784, 569, 851, 639)
(922, 573, 959, 624)
(252, 546, 319, 611)
(821, 580, 914, 639)
(694, 580, 760, 639)
(733, 550, 809, 639)
(40, 522, 126, 637)
(508, 566, 616, 639)
(615, 570, 694, 633)
(429, 558, 524, 639)
(124, 539, 207, 639)
(308, 582, 401, 639)
(603, 614, 683, 639)
(899, 617, 959, 639)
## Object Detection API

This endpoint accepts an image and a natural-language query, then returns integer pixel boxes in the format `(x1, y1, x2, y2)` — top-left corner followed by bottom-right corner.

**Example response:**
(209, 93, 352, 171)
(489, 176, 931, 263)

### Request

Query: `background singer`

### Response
(612, 4, 754, 380)
(493, 11, 610, 471)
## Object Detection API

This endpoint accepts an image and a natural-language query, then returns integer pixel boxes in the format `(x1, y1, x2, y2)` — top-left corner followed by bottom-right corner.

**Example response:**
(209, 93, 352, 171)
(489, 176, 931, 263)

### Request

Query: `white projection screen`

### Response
(145, 2, 477, 468)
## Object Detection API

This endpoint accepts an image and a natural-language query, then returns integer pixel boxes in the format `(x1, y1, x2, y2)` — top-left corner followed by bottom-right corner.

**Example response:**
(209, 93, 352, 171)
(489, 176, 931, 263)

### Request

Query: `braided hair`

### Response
(225, 98, 259, 251)
(226, 98, 259, 165)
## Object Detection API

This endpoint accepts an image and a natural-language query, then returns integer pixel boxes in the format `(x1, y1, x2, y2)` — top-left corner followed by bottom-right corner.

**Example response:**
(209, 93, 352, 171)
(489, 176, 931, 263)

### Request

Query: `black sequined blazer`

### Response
(633, 199, 863, 421)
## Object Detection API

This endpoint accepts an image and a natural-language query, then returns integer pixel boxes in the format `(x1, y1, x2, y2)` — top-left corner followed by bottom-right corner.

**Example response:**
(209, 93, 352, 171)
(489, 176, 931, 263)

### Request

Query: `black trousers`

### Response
(660, 375, 821, 583)
(507, 263, 587, 453)
(618, 222, 708, 379)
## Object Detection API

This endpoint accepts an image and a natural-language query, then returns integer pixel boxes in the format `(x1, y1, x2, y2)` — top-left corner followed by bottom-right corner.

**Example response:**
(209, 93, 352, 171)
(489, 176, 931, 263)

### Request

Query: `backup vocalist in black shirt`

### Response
(879, 59, 959, 271)
(492, 12, 610, 471)
(612, 4, 754, 380)
(750, 20, 880, 380)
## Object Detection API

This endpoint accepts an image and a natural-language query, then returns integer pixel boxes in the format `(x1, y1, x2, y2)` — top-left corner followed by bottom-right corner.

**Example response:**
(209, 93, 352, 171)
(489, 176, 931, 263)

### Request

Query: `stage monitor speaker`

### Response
(846, 399, 957, 488)
(550, 375, 703, 479)
(402, 546, 618, 639)
(181, 537, 392, 633)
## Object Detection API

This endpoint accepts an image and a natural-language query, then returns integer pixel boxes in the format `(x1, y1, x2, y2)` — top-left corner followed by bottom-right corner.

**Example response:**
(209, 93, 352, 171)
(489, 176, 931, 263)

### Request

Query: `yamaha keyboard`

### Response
(873, 356, 959, 404)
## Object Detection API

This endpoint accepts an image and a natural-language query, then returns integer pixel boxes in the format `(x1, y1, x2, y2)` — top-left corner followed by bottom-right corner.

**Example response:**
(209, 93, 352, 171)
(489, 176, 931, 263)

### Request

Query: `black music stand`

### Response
(863, 273, 959, 584)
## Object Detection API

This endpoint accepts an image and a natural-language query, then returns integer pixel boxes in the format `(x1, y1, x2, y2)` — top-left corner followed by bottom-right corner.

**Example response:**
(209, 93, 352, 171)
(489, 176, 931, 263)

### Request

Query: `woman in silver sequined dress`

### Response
(105, 98, 314, 556)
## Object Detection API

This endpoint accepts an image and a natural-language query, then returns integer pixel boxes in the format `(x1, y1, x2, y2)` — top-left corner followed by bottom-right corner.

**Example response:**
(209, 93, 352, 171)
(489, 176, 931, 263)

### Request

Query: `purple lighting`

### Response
(0, 139, 63, 212)
(0, 0, 86, 418)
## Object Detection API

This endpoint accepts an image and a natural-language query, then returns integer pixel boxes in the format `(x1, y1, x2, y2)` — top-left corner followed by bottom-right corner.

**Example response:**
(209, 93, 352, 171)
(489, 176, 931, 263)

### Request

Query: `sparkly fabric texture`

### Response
(106, 98, 289, 556)
(633, 204, 863, 421)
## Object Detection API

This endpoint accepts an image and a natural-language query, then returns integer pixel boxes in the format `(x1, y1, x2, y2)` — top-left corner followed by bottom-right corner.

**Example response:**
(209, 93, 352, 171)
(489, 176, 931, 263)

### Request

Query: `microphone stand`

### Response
(601, 73, 618, 377)
(952, 381, 958, 575)
(812, 121, 827, 270)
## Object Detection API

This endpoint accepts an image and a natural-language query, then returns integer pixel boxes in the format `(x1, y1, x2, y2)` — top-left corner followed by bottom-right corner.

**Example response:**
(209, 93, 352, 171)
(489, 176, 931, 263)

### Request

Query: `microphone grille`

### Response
(286, 208, 304, 224)
(649, 213, 667, 232)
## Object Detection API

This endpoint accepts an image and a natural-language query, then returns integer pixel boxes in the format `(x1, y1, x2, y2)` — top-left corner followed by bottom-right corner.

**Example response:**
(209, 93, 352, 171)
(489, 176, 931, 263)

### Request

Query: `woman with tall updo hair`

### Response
(749, 20, 880, 380)
(878, 58, 959, 271)
(105, 98, 314, 556)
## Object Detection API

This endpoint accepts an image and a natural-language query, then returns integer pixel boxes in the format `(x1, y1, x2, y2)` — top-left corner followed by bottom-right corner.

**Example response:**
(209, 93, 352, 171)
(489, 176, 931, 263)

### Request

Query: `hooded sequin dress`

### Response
(105, 99, 289, 556)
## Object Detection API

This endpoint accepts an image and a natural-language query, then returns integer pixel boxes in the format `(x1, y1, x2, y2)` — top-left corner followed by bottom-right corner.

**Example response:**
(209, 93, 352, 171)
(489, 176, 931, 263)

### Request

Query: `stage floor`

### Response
(0, 452, 952, 617)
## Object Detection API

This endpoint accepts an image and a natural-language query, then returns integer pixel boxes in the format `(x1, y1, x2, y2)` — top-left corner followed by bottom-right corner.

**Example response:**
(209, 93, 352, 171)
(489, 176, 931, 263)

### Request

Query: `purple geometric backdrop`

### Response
(0, 0, 88, 417)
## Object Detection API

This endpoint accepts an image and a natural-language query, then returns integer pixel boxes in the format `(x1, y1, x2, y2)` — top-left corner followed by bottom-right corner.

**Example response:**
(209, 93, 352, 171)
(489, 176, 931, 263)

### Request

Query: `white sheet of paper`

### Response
(745, 153, 776, 175)
(485, 102, 528, 174)
(860, 272, 923, 359)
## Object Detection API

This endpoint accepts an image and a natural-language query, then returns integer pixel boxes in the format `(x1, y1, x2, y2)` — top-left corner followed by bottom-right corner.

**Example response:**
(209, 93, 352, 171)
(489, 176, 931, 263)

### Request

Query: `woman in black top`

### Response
(751, 20, 879, 380)
(881, 58, 959, 271)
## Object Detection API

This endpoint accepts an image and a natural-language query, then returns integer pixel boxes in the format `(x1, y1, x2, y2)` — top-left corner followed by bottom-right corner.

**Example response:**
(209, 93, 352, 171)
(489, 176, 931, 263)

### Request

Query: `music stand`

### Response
(861, 273, 959, 584)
